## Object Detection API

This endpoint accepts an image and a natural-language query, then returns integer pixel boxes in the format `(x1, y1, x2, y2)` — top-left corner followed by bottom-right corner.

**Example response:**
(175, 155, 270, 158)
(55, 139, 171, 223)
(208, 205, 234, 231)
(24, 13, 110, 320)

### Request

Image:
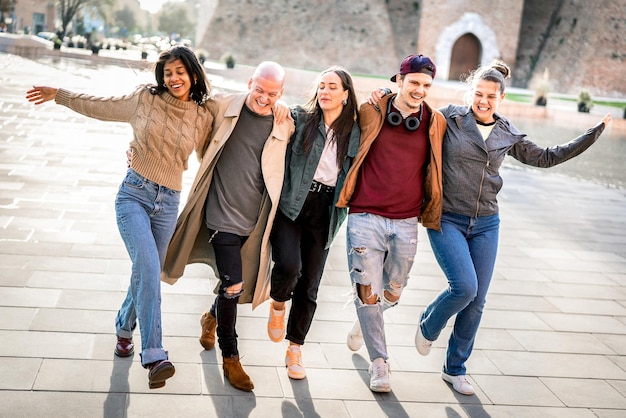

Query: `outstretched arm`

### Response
(26, 86, 58, 105)
(27, 86, 141, 123)
(509, 113, 613, 167)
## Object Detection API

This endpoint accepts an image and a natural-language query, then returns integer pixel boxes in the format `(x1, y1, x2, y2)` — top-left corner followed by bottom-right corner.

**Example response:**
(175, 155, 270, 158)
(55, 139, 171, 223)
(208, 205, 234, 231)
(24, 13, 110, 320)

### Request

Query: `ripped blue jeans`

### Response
(346, 212, 418, 361)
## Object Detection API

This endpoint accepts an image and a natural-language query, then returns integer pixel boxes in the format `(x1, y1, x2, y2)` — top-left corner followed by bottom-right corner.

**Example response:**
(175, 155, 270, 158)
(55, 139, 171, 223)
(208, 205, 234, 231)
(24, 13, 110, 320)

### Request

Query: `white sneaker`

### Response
(368, 358, 391, 393)
(346, 319, 363, 351)
(415, 323, 432, 356)
(441, 372, 474, 395)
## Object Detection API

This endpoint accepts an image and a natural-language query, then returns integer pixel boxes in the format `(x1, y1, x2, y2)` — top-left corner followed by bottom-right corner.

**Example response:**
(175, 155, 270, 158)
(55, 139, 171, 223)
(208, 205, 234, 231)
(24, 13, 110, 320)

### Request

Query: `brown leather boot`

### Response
(223, 355, 254, 392)
(199, 310, 216, 350)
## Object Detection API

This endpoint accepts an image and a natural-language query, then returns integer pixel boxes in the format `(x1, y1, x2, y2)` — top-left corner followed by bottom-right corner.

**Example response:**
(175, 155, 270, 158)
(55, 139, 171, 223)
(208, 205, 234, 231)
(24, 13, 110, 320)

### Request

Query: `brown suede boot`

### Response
(223, 355, 254, 392)
(199, 310, 216, 350)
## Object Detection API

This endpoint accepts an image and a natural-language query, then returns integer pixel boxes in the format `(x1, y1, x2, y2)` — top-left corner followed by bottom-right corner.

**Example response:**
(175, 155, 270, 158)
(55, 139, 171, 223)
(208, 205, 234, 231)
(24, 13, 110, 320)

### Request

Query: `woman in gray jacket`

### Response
(414, 60, 611, 396)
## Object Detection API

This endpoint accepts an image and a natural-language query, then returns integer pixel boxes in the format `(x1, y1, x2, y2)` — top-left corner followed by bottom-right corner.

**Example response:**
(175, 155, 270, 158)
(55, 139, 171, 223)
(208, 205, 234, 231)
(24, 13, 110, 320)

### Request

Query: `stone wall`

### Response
(0, 33, 52, 59)
(514, 0, 562, 90)
(197, 0, 626, 97)
(198, 0, 401, 78)
(416, 0, 524, 81)
(522, 0, 625, 97)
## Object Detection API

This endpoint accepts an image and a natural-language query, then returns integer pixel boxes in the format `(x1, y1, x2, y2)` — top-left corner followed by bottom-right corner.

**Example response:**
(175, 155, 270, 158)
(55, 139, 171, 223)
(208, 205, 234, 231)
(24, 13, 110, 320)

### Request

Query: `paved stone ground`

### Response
(1, 52, 626, 417)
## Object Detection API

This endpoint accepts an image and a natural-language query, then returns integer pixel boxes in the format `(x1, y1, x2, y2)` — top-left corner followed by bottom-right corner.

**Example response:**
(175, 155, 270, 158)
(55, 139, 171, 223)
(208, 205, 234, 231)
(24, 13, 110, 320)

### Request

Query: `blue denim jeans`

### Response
(347, 212, 418, 361)
(114, 169, 180, 367)
(423, 212, 500, 376)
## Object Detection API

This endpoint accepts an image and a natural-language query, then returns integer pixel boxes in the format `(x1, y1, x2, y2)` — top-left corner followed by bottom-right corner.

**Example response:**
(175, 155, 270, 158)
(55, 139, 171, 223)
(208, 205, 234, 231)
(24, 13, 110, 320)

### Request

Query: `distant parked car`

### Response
(37, 32, 56, 41)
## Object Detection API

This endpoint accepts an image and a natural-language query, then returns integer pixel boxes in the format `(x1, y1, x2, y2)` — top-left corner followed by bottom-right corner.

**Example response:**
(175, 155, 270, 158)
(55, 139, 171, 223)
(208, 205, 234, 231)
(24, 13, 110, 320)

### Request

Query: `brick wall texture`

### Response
(198, 0, 626, 97)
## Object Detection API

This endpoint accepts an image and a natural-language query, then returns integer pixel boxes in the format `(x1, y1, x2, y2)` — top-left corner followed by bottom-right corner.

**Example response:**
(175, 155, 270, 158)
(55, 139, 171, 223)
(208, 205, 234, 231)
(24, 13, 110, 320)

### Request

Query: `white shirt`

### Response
(313, 125, 339, 187)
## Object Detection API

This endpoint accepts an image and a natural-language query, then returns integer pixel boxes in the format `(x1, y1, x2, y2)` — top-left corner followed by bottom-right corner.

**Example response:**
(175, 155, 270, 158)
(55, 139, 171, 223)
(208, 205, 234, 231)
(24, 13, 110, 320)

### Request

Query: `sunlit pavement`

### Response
(1, 52, 626, 417)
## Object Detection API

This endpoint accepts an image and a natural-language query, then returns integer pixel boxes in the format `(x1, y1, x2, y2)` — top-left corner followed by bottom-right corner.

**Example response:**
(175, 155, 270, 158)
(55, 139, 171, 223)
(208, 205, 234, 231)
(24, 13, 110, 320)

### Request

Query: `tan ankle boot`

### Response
(223, 355, 254, 391)
(199, 311, 216, 350)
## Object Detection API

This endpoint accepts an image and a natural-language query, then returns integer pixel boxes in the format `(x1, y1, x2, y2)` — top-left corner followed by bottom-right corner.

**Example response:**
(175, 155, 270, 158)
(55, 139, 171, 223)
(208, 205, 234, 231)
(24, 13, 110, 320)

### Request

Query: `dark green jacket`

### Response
(279, 105, 360, 248)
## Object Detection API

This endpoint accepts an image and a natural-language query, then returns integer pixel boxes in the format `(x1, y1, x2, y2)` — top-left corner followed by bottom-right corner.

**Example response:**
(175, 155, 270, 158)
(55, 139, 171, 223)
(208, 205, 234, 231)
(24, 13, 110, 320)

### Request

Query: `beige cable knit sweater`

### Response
(55, 85, 214, 191)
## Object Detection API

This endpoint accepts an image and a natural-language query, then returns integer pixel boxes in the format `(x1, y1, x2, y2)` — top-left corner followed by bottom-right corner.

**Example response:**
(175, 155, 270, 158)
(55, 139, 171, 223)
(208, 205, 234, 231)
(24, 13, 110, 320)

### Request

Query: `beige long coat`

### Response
(161, 92, 295, 309)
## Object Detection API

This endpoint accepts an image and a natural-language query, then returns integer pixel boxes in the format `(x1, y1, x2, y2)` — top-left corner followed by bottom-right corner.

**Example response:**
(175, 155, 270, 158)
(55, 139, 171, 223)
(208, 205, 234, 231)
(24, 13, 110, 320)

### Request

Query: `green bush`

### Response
(222, 53, 235, 69)
(577, 89, 593, 113)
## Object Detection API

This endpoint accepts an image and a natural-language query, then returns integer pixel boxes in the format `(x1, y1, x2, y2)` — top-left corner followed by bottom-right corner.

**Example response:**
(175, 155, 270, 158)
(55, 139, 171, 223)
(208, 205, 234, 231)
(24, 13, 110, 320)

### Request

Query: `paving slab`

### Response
(1, 51, 625, 417)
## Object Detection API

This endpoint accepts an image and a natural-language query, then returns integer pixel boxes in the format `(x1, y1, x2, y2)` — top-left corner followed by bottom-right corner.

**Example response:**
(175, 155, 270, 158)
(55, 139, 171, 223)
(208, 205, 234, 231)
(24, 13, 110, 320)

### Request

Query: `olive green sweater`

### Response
(55, 85, 214, 191)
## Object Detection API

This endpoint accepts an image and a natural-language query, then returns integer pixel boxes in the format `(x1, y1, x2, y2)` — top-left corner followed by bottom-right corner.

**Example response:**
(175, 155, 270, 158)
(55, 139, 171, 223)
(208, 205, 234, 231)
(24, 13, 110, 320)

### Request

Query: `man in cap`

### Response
(336, 54, 446, 392)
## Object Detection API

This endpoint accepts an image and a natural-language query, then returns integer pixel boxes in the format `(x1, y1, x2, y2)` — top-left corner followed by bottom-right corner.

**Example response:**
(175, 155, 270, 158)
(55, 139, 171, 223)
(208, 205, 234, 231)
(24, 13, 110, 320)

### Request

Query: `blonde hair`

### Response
(463, 59, 511, 105)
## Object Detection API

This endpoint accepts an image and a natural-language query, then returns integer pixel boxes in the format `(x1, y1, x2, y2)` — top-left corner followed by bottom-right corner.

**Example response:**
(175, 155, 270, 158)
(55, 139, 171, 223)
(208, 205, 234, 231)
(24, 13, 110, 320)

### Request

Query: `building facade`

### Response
(12, 0, 56, 35)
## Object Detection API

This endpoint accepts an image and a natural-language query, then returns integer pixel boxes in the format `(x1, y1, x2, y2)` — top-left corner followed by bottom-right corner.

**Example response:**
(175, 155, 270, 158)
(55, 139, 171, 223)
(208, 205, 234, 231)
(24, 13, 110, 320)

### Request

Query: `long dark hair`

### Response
(302, 66, 358, 167)
(149, 45, 211, 105)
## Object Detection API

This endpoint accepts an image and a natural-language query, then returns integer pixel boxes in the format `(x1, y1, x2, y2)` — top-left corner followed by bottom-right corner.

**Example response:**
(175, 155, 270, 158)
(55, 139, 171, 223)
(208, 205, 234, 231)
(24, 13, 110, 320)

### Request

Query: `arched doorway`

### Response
(448, 33, 481, 81)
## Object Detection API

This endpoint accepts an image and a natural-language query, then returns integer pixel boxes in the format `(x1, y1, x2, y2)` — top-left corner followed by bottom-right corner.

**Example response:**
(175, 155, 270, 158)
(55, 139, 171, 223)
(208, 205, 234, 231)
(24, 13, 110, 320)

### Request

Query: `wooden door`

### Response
(449, 33, 481, 81)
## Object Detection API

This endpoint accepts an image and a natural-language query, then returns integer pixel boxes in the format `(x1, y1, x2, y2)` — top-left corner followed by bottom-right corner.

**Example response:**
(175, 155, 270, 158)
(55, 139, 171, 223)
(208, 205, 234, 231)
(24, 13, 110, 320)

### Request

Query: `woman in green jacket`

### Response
(266, 66, 360, 379)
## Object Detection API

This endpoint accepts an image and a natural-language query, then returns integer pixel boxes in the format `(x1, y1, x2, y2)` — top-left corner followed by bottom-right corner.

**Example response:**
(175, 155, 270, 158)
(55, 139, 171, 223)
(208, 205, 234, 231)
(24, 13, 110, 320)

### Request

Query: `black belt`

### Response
(309, 180, 335, 193)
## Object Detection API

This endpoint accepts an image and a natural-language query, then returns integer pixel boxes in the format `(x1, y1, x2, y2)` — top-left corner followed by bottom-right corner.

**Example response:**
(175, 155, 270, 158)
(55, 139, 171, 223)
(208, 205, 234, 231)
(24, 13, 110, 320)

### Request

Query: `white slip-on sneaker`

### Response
(441, 372, 474, 395)
(415, 310, 433, 355)
(346, 319, 363, 351)
(368, 358, 391, 393)
(415, 323, 433, 356)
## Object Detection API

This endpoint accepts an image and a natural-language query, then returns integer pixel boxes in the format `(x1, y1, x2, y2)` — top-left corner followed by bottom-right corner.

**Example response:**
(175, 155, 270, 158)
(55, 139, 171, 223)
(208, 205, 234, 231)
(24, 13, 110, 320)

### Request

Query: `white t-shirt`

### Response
(312, 125, 339, 187)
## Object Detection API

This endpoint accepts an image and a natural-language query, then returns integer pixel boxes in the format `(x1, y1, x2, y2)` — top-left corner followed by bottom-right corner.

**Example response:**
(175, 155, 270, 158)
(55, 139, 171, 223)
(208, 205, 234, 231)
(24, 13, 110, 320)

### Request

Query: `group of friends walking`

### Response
(25, 45, 611, 394)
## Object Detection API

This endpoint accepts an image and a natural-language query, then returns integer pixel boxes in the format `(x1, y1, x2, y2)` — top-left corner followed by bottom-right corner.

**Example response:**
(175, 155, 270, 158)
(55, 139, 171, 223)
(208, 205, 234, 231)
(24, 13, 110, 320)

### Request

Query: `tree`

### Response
(56, 0, 85, 38)
(115, 6, 136, 34)
(56, 0, 113, 38)
(0, 0, 17, 32)
(0, 0, 15, 15)
(157, 2, 194, 40)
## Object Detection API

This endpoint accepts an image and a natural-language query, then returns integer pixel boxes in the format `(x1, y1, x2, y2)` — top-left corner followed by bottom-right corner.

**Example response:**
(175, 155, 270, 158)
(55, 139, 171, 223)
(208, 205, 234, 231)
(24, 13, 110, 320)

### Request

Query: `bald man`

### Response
(162, 62, 295, 391)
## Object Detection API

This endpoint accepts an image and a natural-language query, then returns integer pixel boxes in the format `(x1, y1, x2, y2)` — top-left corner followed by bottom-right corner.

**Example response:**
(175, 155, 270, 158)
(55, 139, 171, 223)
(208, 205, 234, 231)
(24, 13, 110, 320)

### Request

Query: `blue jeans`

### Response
(423, 212, 500, 376)
(347, 212, 418, 361)
(114, 169, 180, 367)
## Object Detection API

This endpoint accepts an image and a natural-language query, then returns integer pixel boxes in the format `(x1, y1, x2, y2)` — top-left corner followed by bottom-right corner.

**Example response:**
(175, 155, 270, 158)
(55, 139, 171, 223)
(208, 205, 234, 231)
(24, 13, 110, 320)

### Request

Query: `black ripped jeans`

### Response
(208, 230, 248, 358)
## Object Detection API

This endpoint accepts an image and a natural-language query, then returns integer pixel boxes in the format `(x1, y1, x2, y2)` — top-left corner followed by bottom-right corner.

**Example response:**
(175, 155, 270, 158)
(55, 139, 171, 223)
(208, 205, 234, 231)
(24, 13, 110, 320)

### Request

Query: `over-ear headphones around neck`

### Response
(387, 99, 422, 131)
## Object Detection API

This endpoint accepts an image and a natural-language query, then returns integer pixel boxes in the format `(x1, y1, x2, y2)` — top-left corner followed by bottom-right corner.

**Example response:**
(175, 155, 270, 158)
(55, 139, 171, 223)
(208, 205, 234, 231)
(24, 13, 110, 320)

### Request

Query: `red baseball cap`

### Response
(391, 54, 437, 82)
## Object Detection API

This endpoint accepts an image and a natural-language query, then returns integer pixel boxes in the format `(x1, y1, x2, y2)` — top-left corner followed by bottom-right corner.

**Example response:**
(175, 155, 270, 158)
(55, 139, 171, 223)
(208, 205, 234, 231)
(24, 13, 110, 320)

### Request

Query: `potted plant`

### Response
(534, 88, 548, 107)
(577, 89, 593, 113)
(531, 68, 550, 107)
(91, 42, 101, 55)
(195, 49, 208, 65)
(222, 52, 236, 69)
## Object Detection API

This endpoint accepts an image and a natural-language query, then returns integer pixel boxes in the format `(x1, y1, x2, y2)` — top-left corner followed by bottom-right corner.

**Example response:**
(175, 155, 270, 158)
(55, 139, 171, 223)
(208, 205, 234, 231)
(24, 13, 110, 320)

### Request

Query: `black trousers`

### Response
(208, 230, 247, 358)
(269, 189, 332, 345)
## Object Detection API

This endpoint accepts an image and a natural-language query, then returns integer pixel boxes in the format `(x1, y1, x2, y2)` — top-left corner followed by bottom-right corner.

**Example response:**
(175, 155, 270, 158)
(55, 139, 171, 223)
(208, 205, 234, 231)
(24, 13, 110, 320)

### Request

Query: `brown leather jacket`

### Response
(337, 94, 446, 230)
